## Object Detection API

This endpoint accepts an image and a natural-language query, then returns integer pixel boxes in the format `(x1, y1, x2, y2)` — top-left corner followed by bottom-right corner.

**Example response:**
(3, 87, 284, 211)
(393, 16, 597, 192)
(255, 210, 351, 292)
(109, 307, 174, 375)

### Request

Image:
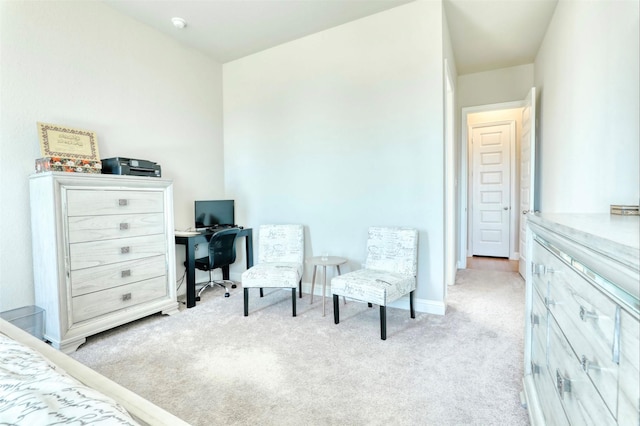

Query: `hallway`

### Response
(466, 256, 519, 273)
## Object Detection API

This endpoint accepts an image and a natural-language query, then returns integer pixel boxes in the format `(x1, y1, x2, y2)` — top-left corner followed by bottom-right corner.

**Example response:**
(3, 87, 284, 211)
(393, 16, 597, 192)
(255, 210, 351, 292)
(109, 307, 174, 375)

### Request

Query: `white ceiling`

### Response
(104, 0, 558, 75)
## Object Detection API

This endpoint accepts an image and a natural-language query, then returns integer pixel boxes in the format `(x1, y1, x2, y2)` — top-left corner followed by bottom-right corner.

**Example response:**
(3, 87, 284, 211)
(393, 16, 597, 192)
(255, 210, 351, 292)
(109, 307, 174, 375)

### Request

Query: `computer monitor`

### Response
(194, 200, 235, 229)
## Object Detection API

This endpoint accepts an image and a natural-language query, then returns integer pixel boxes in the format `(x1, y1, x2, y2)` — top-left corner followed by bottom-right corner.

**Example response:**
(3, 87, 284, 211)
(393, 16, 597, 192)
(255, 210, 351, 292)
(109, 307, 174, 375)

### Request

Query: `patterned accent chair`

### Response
(331, 226, 418, 340)
(241, 224, 304, 317)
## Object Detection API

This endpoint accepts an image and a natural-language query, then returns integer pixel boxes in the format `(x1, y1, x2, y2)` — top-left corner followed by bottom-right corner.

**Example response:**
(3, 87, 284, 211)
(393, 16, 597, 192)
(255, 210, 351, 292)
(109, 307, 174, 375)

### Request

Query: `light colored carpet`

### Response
(70, 269, 529, 426)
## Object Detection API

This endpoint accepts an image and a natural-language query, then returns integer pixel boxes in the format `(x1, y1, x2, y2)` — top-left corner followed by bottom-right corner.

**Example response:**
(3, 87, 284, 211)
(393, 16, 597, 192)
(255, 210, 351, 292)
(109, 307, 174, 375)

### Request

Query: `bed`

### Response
(0, 318, 190, 425)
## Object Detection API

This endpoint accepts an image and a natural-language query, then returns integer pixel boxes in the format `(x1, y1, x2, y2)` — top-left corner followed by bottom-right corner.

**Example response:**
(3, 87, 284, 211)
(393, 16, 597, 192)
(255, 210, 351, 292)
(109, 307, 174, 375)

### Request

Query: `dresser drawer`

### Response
(548, 317, 616, 425)
(530, 290, 549, 374)
(531, 240, 549, 301)
(70, 255, 166, 297)
(71, 276, 167, 323)
(530, 293, 570, 426)
(69, 234, 167, 270)
(67, 213, 164, 243)
(535, 239, 619, 414)
(66, 189, 164, 216)
(618, 309, 640, 424)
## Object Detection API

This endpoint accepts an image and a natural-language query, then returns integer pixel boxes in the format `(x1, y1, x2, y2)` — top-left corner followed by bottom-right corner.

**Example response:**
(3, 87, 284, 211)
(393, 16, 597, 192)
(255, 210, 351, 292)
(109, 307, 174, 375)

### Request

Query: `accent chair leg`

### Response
(260, 288, 264, 298)
(368, 303, 373, 308)
(333, 294, 340, 324)
(380, 305, 387, 340)
(292, 288, 297, 317)
(299, 279, 302, 298)
(243, 288, 249, 316)
(410, 290, 415, 319)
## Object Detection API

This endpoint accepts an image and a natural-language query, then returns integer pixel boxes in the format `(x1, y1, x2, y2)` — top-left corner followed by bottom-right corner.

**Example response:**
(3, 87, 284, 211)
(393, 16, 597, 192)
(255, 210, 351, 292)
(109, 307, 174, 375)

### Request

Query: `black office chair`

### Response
(192, 227, 241, 299)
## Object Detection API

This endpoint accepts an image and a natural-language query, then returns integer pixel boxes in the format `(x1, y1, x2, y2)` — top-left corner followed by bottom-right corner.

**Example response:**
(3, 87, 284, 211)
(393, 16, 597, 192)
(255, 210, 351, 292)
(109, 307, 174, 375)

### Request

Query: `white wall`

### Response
(0, 1, 223, 310)
(223, 1, 447, 312)
(443, 5, 459, 289)
(458, 64, 534, 108)
(534, 0, 639, 212)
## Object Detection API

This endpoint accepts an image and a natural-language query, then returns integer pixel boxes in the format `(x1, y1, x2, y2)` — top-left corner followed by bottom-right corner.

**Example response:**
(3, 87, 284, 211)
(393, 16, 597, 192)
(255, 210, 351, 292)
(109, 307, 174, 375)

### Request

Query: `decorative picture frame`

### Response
(37, 122, 100, 161)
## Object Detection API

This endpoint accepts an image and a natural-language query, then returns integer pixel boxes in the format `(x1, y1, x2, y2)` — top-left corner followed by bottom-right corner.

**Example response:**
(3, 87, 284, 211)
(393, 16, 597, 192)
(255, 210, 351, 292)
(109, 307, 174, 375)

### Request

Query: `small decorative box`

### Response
(35, 157, 102, 174)
(610, 205, 639, 215)
(35, 122, 102, 174)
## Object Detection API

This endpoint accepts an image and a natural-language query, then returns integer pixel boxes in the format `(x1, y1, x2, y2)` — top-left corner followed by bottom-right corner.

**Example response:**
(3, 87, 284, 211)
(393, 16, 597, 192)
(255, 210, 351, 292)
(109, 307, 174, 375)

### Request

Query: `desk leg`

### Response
(244, 229, 254, 268)
(186, 239, 197, 308)
(222, 265, 230, 280)
(243, 229, 262, 297)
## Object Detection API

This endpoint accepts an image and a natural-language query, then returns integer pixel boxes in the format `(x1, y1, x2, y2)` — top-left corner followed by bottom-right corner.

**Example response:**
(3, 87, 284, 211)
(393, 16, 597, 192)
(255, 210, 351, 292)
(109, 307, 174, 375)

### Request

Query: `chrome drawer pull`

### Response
(531, 362, 541, 375)
(120, 246, 130, 254)
(121, 269, 131, 278)
(531, 313, 539, 326)
(119, 222, 130, 230)
(581, 355, 602, 373)
(532, 263, 544, 276)
(122, 293, 132, 301)
(579, 305, 598, 321)
(532, 263, 555, 276)
(556, 369, 571, 399)
(118, 199, 129, 206)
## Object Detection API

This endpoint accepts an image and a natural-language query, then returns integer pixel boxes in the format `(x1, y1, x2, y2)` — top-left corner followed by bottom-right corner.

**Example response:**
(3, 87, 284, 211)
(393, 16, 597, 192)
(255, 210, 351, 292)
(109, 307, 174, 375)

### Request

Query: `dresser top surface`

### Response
(531, 213, 639, 272)
(532, 213, 639, 249)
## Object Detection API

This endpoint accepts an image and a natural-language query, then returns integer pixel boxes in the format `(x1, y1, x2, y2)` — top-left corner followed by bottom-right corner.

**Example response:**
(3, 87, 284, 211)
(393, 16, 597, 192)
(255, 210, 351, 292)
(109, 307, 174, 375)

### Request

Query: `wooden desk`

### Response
(175, 228, 253, 308)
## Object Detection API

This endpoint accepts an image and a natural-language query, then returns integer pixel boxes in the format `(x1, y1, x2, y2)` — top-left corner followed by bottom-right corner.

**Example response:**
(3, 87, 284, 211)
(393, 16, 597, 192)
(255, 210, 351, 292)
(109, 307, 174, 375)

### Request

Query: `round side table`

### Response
(305, 256, 347, 317)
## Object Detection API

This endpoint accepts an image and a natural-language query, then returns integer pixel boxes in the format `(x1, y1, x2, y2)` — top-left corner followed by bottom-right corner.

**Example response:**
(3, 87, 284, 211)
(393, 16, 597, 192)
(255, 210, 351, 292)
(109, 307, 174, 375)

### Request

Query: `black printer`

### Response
(101, 157, 161, 177)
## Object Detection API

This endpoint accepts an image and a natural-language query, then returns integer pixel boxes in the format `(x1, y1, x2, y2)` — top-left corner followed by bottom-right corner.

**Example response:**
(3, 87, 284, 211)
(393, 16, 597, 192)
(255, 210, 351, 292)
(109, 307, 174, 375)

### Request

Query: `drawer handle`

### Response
(581, 355, 601, 373)
(532, 263, 556, 276)
(119, 222, 130, 230)
(122, 293, 132, 301)
(121, 269, 131, 278)
(531, 313, 539, 326)
(556, 369, 571, 399)
(121, 246, 130, 254)
(579, 305, 598, 321)
(531, 362, 541, 375)
(532, 263, 544, 276)
(118, 199, 129, 206)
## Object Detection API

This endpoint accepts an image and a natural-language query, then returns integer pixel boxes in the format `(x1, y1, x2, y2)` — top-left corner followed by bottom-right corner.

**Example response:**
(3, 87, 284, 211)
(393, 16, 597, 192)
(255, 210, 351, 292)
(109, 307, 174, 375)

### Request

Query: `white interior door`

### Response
(471, 123, 512, 257)
(519, 87, 537, 277)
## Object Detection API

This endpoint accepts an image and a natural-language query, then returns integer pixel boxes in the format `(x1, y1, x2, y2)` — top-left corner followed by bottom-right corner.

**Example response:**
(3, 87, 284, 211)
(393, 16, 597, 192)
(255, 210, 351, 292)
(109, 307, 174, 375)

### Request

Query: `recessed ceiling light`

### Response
(171, 17, 187, 29)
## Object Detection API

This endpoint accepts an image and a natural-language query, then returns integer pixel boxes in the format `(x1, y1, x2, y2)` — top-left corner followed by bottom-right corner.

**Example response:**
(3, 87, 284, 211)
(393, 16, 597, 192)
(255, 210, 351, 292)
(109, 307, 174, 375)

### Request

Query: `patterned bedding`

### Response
(0, 333, 139, 425)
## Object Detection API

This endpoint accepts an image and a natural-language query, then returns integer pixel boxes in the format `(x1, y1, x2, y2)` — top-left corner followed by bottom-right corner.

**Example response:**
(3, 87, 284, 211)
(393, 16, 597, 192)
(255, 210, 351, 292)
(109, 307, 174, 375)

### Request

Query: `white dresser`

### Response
(30, 172, 179, 353)
(522, 213, 639, 425)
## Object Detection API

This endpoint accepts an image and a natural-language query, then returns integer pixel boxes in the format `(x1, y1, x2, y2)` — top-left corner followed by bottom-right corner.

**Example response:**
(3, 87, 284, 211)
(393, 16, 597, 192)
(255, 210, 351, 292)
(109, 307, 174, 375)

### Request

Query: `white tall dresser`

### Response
(522, 213, 639, 425)
(29, 172, 179, 353)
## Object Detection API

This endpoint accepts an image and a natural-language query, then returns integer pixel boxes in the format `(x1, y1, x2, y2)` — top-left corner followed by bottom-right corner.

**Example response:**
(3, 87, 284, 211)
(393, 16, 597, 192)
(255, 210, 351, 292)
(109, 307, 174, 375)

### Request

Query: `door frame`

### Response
(444, 59, 456, 288)
(458, 100, 524, 269)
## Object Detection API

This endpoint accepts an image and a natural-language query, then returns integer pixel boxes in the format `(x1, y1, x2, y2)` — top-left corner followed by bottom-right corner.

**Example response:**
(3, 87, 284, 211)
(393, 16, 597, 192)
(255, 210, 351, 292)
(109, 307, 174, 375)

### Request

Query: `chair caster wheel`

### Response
(232, 284, 237, 289)
(225, 293, 230, 298)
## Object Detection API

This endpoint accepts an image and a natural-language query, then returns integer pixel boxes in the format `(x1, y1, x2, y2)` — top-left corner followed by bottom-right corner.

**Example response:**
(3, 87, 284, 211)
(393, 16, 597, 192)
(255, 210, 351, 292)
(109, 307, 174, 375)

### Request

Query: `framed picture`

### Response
(37, 122, 100, 161)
